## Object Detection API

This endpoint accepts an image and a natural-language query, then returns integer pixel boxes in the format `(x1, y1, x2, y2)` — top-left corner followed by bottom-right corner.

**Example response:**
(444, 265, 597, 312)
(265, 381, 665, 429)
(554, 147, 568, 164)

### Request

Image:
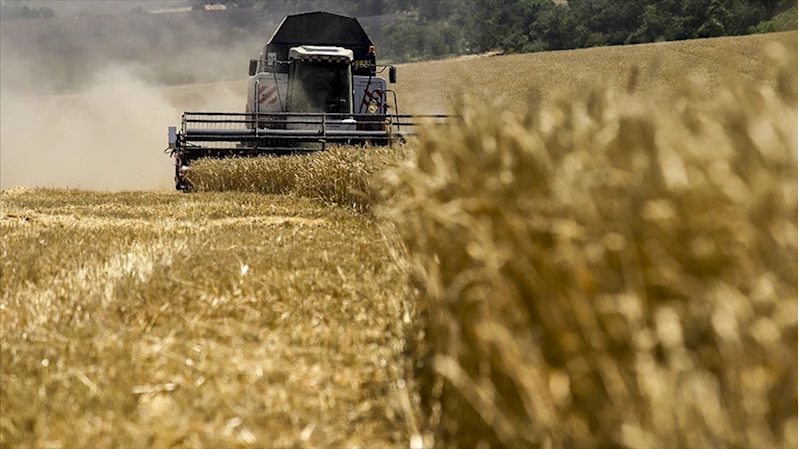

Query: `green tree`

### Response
(467, 0, 554, 52)
(696, 0, 732, 36)
(628, 1, 687, 43)
(0, 1, 56, 20)
(567, 0, 645, 45)
(529, 4, 577, 50)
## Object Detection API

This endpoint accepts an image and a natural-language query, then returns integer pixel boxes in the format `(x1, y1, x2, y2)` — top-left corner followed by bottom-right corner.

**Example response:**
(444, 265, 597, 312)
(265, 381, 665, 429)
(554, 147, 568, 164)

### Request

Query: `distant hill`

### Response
(0, 8, 279, 94)
(146, 30, 797, 116)
(390, 31, 798, 113)
(22, 0, 192, 17)
(0, 7, 407, 95)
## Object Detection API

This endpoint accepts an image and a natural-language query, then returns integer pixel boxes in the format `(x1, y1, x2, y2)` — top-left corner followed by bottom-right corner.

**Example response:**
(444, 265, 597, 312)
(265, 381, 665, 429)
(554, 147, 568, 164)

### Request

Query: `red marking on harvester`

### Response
(362, 89, 383, 108)
(258, 86, 279, 105)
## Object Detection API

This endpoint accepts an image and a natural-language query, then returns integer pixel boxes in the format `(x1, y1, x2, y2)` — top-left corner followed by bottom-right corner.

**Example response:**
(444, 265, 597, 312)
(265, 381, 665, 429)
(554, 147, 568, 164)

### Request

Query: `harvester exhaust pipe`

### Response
(168, 126, 177, 149)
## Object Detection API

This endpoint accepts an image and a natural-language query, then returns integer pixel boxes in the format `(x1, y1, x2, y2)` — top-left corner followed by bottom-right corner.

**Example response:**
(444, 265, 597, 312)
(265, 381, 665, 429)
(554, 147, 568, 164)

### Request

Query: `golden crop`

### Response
(1, 31, 796, 448)
(385, 37, 797, 448)
(185, 146, 406, 213)
(392, 31, 798, 114)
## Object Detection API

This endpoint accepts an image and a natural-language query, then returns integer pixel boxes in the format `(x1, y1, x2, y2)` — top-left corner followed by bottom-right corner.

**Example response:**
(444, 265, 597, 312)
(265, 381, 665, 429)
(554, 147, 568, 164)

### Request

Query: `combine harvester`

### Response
(167, 11, 450, 190)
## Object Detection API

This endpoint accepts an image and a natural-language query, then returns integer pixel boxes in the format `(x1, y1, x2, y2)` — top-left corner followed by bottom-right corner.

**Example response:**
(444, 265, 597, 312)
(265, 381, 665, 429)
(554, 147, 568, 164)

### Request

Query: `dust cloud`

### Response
(0, 67, 185, 191)
(0, 70, 250, 191)
(0, 9, 258, 191)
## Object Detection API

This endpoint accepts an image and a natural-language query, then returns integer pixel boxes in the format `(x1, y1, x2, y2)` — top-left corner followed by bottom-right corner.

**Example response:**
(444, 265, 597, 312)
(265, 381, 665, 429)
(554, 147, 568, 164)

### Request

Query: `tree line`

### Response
(0, 0, 54, 20)
(3, 0, 795, 61)
(212, 0, 797, 61)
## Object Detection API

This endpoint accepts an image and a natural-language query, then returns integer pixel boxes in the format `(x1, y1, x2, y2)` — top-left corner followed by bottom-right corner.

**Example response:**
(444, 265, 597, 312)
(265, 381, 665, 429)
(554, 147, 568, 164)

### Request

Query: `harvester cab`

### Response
(285, 46, 355, 117)
(167, 11, 449, 191)
(247, 45, 363, 130)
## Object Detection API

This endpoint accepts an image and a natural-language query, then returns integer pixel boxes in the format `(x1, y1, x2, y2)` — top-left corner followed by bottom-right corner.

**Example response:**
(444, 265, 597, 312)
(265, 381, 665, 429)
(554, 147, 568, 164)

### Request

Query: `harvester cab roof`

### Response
(288, 46, 354, 62)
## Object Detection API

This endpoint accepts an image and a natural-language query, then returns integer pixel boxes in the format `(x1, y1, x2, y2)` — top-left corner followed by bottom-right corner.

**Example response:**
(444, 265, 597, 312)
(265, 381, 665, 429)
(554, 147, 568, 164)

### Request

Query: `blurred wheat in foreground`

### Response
(383, 44, 797, 449)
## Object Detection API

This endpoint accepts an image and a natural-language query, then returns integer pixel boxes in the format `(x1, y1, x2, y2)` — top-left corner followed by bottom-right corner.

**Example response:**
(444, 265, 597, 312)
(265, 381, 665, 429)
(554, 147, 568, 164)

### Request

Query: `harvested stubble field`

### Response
(1, 31, 797, 449)
(1, 190, 413, 448)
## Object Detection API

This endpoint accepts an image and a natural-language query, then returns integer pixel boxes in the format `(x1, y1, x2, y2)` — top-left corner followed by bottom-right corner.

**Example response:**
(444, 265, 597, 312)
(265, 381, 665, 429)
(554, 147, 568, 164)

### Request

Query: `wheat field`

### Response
(385, 41, 797, 449)
(1, 189, 415, 448)
(1, 31, 797, 448)
(392, 31, 798, 114)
